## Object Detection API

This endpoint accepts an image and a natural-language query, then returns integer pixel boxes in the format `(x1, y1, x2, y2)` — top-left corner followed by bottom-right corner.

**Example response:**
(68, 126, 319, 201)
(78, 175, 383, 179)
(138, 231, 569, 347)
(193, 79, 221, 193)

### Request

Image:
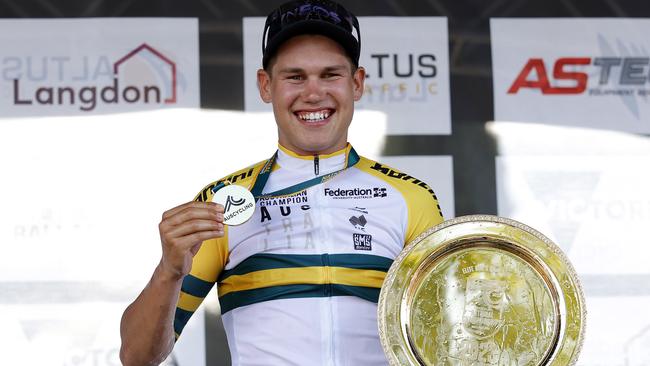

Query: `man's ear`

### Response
(257, 69, 272, 103)
(352, 66, 366, 101)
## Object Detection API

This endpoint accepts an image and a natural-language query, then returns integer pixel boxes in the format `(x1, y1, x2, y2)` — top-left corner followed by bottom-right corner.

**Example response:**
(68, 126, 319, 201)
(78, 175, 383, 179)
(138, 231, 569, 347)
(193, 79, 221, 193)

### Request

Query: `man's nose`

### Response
(301, 77, 324, 102)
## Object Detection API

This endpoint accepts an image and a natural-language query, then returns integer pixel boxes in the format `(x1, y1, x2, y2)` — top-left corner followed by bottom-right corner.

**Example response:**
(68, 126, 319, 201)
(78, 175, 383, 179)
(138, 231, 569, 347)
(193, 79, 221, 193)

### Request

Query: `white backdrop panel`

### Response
(492, 18, 650, 133)
(0, 18, 200, 117)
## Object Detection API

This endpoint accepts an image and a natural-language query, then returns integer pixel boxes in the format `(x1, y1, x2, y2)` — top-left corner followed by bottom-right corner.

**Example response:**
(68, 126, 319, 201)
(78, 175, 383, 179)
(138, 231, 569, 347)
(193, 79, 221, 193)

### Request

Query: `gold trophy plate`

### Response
(378, 215, 586, 365)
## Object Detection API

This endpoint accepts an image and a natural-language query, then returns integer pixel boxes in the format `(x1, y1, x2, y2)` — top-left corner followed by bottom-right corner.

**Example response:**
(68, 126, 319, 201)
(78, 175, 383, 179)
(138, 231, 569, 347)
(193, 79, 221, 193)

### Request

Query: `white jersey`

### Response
(174, 144, 444, 365)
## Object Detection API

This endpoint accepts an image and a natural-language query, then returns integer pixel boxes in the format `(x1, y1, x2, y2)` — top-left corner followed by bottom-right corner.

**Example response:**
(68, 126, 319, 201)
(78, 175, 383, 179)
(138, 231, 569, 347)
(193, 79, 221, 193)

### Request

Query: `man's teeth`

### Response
(299, 111, 330, 122)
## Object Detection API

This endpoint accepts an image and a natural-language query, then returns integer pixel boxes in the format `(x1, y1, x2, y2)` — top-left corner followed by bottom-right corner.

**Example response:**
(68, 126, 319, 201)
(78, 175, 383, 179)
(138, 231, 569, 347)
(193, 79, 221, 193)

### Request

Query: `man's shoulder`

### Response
(193, 159, 268, 202)
(354, 155, 439, 202)
(356, 155, 445, 240)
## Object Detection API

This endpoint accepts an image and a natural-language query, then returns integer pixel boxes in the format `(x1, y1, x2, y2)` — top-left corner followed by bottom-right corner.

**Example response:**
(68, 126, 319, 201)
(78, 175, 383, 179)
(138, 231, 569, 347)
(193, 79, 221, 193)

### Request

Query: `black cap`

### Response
(262, 0, 361, 69)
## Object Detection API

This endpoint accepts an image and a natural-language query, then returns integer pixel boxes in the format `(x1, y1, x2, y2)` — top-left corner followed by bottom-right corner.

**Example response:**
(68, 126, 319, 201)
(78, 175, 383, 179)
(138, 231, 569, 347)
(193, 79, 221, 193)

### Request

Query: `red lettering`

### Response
(507, 59, 550, 94)
(508, 57, 591, 95)
(547, 57, 590, 94)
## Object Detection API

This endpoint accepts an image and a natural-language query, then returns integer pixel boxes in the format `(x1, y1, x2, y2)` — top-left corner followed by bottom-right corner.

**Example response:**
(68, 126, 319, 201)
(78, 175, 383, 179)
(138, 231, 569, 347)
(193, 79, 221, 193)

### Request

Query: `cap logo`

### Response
(281, 4, 342, 24)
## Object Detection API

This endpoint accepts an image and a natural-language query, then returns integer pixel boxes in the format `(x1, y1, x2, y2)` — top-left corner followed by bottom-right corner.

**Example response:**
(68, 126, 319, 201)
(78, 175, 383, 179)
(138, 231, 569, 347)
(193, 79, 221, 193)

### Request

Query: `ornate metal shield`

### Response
(378, 215, 586, 365)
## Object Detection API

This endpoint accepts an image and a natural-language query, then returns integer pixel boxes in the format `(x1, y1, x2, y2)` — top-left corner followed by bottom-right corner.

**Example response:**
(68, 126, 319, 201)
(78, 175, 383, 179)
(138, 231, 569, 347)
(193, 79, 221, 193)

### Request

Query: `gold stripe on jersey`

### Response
(218, 267, 386, 297)
(177, 291, 204, 313)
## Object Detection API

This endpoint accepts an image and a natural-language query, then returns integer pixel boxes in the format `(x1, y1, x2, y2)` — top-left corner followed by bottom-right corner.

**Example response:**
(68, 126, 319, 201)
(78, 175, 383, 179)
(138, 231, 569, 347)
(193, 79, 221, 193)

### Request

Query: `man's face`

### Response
(257, 34, 365, 155)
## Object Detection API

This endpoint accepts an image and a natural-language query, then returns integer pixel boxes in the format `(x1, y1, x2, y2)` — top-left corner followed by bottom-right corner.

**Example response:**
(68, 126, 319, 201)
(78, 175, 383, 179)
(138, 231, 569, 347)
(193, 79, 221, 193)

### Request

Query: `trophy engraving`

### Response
(379, 216, 585, 366)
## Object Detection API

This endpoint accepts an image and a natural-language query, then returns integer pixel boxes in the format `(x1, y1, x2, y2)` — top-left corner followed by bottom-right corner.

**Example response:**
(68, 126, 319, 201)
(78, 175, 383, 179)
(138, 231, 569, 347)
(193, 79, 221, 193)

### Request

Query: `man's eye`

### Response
(288, 75, 303, 80)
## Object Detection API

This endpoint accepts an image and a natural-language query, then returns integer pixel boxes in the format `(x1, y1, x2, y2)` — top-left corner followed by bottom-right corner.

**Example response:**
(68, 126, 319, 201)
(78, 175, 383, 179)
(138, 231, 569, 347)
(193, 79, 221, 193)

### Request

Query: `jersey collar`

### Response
(276, 143, 352, 176)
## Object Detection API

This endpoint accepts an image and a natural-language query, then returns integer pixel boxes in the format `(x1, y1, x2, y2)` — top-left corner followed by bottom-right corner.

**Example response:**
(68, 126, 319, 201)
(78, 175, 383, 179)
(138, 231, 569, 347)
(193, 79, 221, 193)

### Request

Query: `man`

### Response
(120, 1, 444, 365)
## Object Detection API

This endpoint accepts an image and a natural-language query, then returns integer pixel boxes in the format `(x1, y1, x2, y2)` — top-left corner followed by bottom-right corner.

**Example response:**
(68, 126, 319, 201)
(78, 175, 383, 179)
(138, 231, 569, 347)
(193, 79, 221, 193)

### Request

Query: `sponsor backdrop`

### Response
(2, 8, 649, 366)
(492, 18, 650, 366)
(243, 17, 452, 135)
(0, 18, 200, 117)
(492, 18, 650, 133)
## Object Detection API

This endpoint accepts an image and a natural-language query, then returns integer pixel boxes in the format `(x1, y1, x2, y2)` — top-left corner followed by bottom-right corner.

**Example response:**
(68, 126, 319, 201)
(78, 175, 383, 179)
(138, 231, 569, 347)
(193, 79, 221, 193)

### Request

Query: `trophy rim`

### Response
(378, 214, 587, 366)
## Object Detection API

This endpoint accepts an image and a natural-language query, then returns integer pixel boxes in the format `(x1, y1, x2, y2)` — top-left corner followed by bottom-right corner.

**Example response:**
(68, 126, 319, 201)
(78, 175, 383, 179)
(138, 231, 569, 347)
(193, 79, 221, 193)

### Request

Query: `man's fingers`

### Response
(162, 201, 224, 220)
(165, 219, 224, 238)
(161, 206, 224, 228)
(178, 231, 224, 249)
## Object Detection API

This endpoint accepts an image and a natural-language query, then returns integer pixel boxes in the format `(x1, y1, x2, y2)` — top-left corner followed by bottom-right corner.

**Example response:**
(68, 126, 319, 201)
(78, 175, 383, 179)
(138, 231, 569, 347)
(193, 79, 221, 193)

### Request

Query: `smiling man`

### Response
(119, 1, 444, 365)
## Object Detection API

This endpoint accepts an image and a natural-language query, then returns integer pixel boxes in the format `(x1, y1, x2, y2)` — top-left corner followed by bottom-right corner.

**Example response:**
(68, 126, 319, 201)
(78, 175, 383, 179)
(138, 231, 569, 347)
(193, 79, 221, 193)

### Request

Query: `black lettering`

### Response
(371, 54, 389, 78)
(418, 54, 437, 78)
(144, 85, 161, 103)
(370, 162, 390, 175)
(57, 87, 74, 105)
(280, 206, 291, 217)
(123, 86, 140, 103)
(195, 183, 215, 202)
(231, 171, 247, 183)
(36, 87, 54, 104)
(388, 170, 406, 179)
(260, 206, 272, 222)
(13, 79, 32, 105)
(300, 205, 310, 211)
(79, 86, 97, 111)
(101, 78, 119, 103)
(394, 54, 413, 78)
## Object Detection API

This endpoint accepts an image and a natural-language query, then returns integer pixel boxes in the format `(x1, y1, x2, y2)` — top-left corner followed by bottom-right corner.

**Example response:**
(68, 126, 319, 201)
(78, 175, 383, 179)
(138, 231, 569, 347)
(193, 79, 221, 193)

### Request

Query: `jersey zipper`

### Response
(314, 154, 319, 176)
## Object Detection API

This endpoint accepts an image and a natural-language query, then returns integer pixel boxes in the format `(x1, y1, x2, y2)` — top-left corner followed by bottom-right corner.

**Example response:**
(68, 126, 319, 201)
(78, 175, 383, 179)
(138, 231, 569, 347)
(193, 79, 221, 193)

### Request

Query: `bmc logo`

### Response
(508, 57, 650, 95)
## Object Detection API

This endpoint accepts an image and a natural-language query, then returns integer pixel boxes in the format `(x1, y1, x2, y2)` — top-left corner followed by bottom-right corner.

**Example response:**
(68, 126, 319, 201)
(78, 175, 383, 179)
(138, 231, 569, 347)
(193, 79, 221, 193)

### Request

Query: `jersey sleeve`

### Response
(172, 183, 230, 340)
(356, 157, 445, 245)
(173, 162, 265, 339)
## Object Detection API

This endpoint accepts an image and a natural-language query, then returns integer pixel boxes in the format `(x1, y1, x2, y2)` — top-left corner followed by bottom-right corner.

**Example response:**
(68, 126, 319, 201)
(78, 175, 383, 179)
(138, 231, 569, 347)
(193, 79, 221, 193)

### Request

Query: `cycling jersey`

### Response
(173, 144, 444, 366)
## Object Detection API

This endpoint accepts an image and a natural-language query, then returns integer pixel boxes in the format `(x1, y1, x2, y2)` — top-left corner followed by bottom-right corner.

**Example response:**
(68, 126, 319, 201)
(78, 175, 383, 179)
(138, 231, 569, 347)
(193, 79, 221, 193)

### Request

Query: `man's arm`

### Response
(119, 201, 224, 366)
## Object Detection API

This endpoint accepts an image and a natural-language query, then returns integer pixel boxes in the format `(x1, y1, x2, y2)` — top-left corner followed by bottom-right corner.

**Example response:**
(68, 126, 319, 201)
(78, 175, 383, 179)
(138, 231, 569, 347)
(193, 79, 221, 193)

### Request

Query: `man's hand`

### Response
(120, 201, 224, 366)
(158, 201, 224, 280)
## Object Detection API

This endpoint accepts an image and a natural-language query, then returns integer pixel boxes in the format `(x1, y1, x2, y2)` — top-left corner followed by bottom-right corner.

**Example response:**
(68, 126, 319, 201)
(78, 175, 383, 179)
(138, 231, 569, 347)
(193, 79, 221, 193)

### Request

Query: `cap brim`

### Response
(263, 19, 359, 68)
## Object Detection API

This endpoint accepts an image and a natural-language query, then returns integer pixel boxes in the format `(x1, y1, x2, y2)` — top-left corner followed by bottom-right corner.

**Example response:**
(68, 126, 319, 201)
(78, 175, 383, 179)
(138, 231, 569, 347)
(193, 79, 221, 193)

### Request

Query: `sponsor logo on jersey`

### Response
(370, 162, 443, 217)
(324, 187, 388, 200)
(349, 215, 367, 231)
(195, 168, 255, 202)
(353, 233, 373, 251)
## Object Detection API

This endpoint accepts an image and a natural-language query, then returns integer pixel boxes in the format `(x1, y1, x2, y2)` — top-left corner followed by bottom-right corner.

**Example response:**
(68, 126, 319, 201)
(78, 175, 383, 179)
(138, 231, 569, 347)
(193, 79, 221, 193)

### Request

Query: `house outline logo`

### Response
(113, 43, 177, 104)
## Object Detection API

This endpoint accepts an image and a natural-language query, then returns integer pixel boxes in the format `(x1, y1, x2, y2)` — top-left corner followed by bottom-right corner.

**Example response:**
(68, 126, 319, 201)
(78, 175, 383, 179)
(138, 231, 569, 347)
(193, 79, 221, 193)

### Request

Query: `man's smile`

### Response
(294, 108, 335, 124)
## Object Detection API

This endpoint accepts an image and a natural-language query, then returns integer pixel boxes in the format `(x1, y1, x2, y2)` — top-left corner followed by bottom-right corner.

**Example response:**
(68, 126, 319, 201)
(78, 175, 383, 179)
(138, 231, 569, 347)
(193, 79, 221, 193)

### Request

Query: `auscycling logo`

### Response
(5, 43, 177, 111)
